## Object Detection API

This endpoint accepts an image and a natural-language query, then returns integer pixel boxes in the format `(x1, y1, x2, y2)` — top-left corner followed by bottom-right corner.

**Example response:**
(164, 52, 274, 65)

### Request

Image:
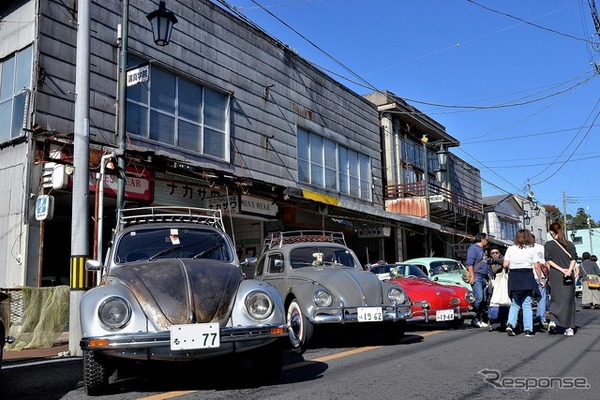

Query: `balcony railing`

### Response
(385, 182, 483, 215)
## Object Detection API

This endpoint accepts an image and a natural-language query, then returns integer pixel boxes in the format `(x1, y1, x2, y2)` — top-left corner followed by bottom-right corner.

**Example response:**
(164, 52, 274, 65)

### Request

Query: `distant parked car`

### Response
(378, 263, 476, 328)
(80, 207, 288, 395)
(403, 257, 472, 289)
(252, 231, 412, 351)
(1, 291, 15, 370)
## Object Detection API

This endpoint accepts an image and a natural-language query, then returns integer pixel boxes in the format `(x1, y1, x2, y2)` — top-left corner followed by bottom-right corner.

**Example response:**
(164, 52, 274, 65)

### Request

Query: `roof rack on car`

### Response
(117, 207, 225, 232)
(263, 230, 346, 250)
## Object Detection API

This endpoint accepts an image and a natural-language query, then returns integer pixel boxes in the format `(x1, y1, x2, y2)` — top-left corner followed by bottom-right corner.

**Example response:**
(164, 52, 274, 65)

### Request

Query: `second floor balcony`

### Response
(385, 182, 484, 230)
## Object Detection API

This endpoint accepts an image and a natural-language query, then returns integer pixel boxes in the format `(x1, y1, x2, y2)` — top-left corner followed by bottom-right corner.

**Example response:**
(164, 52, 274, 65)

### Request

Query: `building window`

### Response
(0, 46, 32, 142)
(126, 58, 230, 161)
(297, 128, 372, 200)
(499, 219, 519, 241)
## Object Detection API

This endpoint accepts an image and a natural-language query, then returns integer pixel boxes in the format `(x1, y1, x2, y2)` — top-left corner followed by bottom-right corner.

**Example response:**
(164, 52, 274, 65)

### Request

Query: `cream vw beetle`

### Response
(252, 231, 412, 351)
(80, 207, 288, 395)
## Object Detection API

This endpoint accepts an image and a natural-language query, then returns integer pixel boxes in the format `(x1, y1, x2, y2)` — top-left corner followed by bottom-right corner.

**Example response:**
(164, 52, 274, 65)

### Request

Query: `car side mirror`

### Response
(242, 256, 257, 267)
(85, 259, 102, 271)
(274, 259, 284, 273)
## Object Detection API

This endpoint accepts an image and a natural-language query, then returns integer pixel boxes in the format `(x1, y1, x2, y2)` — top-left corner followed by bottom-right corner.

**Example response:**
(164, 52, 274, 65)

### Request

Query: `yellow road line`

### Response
(138, 391, 197, 400)
(140, 330, 446, 397)
(283, 330, 444, 370)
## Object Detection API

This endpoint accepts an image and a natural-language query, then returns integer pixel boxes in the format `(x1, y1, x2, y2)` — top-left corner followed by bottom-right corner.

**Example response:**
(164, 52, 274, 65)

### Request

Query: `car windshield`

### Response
(115, 227, 233, 264)
(370, 265, 393, 275)
(290, 247, 358, 269)
(429, 261, 463, 275)
(390, 264, 428, 278)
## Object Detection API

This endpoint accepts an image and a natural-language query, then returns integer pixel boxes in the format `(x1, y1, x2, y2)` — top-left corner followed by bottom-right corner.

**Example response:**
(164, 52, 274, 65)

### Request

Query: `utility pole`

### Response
(69, 0, 91, 357)
(563, 191, 568, 230)
(588, 206, 594, 254)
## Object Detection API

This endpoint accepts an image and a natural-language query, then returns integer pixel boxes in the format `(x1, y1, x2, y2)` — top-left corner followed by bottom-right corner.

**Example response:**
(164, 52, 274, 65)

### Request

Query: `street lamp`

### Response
(117, 1, 178, 210)
(147, 1, 178, 46)
(435, 142, 448, 184)
(523, 210, 531, 227)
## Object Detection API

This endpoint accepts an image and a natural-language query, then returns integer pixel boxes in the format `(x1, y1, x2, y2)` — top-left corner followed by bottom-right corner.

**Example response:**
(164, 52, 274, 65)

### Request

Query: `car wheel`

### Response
(382, 321, 406, 344)
(449, 318, 465, 329)
(83, 350, 114, 395)
(249, 338, 284, 385)
(287, 299, 314, 352)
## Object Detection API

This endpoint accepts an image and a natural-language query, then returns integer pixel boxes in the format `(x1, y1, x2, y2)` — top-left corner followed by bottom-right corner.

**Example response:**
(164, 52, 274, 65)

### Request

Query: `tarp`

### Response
(5, 286, 69, 351)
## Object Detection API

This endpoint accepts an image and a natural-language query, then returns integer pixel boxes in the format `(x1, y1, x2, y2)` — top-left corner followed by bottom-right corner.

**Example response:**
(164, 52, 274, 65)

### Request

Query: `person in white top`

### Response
(503, 229, 544, 337)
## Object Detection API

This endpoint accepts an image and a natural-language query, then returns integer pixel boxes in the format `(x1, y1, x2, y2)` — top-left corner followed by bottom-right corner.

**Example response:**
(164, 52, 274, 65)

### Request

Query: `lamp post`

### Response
(116, 0, 177, 210)
(421, 135, 429, 221)
(521, 201, 530, 229)
(421, 135, 433, 256)
(588, 206, 594, 254)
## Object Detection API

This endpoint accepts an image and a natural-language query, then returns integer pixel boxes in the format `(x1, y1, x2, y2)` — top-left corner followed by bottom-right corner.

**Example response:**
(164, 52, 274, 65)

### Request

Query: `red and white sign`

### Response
(89, 167, 154, 202)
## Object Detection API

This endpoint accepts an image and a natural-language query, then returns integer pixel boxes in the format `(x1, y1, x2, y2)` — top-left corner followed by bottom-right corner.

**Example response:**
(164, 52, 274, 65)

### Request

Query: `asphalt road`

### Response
(2, 299, 599, 400)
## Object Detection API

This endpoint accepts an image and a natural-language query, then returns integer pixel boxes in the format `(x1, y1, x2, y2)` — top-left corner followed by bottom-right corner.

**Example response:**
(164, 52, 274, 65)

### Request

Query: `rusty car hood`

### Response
(112, 259, 243, 328)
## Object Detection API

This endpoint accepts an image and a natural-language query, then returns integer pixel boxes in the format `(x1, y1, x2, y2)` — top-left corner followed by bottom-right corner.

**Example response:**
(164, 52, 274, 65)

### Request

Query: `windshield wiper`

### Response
(193, 243, 224, 259)
(148, 245, 183, 261)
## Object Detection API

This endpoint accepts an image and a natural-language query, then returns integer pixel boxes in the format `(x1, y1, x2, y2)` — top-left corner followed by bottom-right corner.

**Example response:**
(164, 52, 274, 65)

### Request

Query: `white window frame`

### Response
(0, 46, 32, 142)
(298, 128, 372, 201)
(126, 59, 230, 161)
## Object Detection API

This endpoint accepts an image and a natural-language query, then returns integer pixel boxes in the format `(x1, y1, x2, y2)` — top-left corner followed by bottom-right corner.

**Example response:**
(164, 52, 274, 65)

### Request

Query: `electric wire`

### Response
(223, 0, 599, 213)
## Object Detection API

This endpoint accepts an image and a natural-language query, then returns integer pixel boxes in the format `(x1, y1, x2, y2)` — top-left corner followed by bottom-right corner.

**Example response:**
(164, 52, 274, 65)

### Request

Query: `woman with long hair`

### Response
(544, 222, 579, 336)
(503, 229, 544, 337)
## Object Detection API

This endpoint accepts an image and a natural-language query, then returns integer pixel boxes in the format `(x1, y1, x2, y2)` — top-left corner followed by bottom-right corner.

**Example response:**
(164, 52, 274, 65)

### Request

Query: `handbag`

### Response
(461, 269, 471, 283)
(462, 258, 484, 283)
(587, 274, 600, 289)
(581, 262, 600, 289)
(489, 270, 511, 306)
(563, 275, 574, 286)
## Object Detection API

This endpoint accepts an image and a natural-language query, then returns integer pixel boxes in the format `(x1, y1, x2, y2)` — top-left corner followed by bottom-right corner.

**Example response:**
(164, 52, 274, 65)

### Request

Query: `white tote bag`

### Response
(490, 270, 511, 306)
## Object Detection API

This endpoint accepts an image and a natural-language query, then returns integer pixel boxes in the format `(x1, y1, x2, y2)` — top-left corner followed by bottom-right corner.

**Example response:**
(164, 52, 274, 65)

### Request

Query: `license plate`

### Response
(436, 309, 455, 322)
(170, 323, 220, 350)
(357, 307, 383, 322)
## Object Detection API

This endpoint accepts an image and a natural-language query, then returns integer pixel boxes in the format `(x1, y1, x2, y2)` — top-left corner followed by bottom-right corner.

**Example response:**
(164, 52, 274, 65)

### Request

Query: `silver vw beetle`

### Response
(80, 207, 288, 395)
(252, 231, 412, 351)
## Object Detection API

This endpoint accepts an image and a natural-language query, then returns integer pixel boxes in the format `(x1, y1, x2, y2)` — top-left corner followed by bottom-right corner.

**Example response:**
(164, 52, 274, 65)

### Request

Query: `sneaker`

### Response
(479, 321, 489, 328)
(564, 328, 574, 336)
(541, 321, 549, 330)
(548, 321, 556, 335)
(525, 330, 533, 337)
(471, 319, 482, 328)
(506, 325, 516, 336)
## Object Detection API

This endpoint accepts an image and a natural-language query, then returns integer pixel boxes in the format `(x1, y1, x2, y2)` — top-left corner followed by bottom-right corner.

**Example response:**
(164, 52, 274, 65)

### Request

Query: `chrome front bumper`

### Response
(310, 304, 412, 324)
(81, 324, 288, 352)
(407, 306, 475, 323)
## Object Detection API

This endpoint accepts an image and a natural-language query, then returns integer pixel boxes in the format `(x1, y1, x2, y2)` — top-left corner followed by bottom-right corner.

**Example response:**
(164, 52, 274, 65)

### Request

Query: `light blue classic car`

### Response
(403, 257, 473, 290)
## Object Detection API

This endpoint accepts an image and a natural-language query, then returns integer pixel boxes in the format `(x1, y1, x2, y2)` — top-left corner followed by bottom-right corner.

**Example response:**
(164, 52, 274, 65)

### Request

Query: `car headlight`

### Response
(245, 290, 274, 320)
(465, 291, 475, 304)
(388, 287, 407, 304)
(313, 289, 333, 307)
(98, 296, 131, 330)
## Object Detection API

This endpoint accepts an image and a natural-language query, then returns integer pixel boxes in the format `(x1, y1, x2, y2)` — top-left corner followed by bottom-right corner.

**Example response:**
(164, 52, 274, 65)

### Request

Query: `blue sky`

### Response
(219, 0, 600, 221)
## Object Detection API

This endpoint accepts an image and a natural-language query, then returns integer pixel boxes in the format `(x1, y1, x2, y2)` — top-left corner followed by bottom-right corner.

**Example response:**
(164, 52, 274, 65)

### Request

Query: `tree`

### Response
(543, 204, 562, 225)
(567, 207, 598, 229)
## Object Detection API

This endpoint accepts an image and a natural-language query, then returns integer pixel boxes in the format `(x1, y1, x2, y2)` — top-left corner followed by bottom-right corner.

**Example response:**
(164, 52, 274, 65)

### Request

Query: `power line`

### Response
(466, 0, 592, 44)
